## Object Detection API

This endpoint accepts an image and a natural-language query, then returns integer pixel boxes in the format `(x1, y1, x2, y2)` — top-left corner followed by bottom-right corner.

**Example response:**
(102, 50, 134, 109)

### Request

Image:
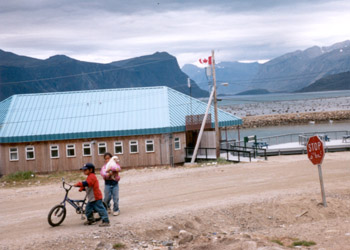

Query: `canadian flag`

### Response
(199, 56, 212, 65)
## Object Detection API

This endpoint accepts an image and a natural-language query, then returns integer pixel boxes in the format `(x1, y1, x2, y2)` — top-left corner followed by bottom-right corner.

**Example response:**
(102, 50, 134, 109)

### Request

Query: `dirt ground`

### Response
(1, 152, 350, 250)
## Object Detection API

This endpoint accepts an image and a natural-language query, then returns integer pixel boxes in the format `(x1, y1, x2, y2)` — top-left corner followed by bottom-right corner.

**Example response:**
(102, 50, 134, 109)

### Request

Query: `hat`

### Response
(80, 163, 95, 170)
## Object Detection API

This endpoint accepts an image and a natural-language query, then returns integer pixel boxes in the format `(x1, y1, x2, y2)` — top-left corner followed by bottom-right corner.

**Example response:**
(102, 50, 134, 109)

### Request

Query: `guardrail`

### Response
(234, 130, 350, 146)
(185, 147, 254, 163)
(185, 143, 268, 163)
(225, 144, 267, 161)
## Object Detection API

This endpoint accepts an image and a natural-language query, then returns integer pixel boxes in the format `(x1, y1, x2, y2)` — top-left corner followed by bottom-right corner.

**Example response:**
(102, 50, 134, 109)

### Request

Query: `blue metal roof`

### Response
(0, 86, 242, 143)
(0, 96, 13, 126)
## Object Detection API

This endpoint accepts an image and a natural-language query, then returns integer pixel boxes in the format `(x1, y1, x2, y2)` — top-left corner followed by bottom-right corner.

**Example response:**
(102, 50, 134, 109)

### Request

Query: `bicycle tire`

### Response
(48, 204, 66, 227)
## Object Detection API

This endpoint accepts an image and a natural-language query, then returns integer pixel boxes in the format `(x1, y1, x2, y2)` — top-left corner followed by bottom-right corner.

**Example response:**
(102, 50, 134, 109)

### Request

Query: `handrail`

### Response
(227, 144, 267, 160)
(185, 146, 258, 163)
(233, 130, 350, 146)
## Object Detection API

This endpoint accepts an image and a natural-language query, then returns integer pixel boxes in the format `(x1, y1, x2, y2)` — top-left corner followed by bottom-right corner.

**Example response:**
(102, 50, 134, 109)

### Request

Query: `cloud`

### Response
(0, 0, 350, 66)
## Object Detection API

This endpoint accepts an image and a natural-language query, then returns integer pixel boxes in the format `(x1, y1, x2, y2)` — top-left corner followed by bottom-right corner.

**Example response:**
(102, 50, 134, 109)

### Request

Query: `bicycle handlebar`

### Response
(62, 178, 74, 191)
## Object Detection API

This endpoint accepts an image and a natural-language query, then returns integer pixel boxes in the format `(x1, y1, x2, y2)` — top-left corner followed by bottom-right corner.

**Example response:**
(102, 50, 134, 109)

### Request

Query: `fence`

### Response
(185, 145, 266, 163)
(236, 130, 350, 146)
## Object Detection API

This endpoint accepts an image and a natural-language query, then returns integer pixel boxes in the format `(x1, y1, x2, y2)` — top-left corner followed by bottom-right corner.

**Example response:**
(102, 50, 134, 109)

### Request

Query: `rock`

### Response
(242, 241, 257, 250)
(95, 241, 103, 249)
(178, 230, 193, 245)
(95, 241, 113, 250)
(258, 247, 284, 250)
(242, 233, 251, 239)
(162, 241, 173, 246)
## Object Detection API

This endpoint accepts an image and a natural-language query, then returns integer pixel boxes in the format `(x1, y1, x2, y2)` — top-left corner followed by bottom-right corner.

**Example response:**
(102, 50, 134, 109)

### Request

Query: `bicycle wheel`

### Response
(48, 205, 66, 227)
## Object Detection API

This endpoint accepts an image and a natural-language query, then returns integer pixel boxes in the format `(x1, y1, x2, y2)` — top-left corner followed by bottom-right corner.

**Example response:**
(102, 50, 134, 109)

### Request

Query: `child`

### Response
(100, 152, 121, 216)
(75, 163, 110, 227)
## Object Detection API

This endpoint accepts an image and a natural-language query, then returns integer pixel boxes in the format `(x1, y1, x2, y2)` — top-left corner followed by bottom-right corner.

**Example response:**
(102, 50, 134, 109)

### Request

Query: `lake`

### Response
(240, 120, 350, 138)
(218, 90, 350, 106)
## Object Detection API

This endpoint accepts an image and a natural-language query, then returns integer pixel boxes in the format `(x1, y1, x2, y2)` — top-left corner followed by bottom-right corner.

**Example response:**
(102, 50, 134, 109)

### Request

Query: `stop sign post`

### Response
(307, 135, 327, 207)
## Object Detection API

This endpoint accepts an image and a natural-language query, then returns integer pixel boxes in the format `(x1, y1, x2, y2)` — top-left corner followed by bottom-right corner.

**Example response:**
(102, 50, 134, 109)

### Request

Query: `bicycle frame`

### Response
(61, 179, 87, 216)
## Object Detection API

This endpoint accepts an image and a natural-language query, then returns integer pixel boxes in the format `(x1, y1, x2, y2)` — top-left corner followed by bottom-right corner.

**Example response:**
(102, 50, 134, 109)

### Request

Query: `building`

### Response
(0, 86, 242, 175)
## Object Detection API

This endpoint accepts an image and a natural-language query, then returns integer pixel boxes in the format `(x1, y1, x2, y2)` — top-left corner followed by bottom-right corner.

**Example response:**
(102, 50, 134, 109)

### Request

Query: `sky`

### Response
(1, 0, 350, 67)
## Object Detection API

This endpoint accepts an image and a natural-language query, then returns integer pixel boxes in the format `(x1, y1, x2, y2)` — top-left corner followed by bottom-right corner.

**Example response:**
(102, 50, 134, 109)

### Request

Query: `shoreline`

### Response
(240, 110, 350, 128)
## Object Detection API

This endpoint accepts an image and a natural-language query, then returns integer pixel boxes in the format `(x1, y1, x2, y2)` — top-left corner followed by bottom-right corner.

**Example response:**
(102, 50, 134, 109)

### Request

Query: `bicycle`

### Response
(48, 178, 106, 227)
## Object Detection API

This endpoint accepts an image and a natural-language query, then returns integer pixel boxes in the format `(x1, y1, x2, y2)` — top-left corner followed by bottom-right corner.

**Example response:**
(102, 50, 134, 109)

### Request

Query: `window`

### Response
(25, 146, 35, 160)
(9, 147, 18, 161)
(83, 143, 91, 156)
(129, 140, 138, 153)
(174, 137, 181, 150)
(98, 142, 107, 155)
(50, 145, 59, 158)
(66, 144, 76, 157)
(145, 140, 154, 153)
(114, 141, 123, 154)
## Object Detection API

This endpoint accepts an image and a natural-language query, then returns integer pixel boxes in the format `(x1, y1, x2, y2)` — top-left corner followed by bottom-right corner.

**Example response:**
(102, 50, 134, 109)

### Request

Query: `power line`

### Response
(194, 70, 342, 87)
(1, 55, 346, 89)
(0, 82, 203, 113)
(0, 57, 176, 86)
(0, 97, 210, 126)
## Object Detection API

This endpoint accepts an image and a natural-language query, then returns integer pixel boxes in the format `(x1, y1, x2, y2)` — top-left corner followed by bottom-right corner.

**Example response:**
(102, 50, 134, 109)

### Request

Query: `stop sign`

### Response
(307, 136, 325, 165)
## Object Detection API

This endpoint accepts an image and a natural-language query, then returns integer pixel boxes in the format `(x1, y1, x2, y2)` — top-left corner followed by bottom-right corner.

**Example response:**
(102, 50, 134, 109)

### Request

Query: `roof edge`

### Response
(0, 125, 185, 143)
(3, 86, 169, 99)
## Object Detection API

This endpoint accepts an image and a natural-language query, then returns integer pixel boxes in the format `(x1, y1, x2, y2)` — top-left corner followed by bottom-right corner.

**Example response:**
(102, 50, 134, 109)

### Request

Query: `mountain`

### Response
(298, 71, 350, 92)
(0, 50, 208, 101)
(250, 40, 350, 92)
(182, 61, 259, 94)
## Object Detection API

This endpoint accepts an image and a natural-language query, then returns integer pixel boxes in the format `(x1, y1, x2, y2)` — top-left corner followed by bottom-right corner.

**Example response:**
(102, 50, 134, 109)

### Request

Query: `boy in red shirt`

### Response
(75, 163, 110, 227)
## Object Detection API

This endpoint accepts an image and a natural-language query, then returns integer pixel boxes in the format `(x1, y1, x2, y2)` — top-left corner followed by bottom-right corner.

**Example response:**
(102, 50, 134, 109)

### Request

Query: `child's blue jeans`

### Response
(104, 182, 119, 212)
(86, 199, 109, 223)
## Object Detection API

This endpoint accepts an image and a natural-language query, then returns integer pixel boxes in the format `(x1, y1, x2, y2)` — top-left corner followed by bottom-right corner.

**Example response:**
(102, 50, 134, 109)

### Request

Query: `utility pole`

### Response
(212, 50, 220, 159)
(190, 86, 215, 164)
(188, 78, 192, 117)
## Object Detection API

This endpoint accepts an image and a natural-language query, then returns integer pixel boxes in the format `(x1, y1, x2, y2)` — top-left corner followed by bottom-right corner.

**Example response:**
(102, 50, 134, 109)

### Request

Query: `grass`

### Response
(291, 240, 316, 247)
(217, 157, 233, 165)
(271, 239, 284, 246)
(47, 171, 85, 182)
(113, 243, 126, 249)
(0, 170, 85, 188)
(2, 171, 35, 182)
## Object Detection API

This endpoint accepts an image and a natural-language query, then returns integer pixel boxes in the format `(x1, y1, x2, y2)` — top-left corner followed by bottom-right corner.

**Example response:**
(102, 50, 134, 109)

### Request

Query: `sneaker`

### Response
(94, 215, 102, 221)
(113, 210, 120, 216)
(99, 221, 110, 227)
(84, 220, 96, 225)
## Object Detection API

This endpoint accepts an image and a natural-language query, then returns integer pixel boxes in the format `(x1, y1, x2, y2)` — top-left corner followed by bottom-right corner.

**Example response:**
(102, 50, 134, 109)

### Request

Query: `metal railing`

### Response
(185, 145, 265, 163)
(185, 147, 216, 160)
(220, 148, 252, 162)
(235, 130, 350, 146)
(224, 144, 267, 161)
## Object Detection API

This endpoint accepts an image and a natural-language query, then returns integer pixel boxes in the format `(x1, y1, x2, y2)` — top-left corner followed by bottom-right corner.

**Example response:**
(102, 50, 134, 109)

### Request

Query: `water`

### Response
(224, 120, 350, 143)
(218, 90, 350, 106)
(217, 90, 350, 144)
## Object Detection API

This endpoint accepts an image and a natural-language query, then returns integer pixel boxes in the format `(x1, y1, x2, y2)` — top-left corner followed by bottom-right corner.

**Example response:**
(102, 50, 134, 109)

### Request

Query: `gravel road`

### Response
(1, 152, 350, 249)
